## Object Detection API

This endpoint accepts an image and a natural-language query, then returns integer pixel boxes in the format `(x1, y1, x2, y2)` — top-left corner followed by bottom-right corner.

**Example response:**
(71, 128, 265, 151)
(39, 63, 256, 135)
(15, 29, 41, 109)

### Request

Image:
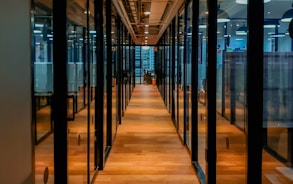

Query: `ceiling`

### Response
(35, 0, 184, 45)
(34, 0, 293, 45)
(112, 0, 184, 45)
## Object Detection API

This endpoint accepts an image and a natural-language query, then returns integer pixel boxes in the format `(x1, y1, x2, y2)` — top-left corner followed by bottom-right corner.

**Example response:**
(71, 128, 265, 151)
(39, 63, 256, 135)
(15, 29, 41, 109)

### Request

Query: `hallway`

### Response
(95, 85, 199, 183)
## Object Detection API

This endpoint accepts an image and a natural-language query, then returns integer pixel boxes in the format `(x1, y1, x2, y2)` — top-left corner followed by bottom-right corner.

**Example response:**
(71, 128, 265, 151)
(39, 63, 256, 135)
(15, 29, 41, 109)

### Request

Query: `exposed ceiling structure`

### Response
(34, 0, 293, 45)
(112, 0, 184, 45)
(34, 0, 184, 45)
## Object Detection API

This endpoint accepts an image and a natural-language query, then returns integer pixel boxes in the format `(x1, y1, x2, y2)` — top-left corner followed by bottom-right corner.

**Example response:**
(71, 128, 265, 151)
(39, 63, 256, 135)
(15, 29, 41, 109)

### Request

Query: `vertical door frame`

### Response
(95, 0, 105, 170)
(106, 0, 113, 156)
(246, 0, 263, 182)
(206, 0, 217, 182)
(53, 0, 68, 182)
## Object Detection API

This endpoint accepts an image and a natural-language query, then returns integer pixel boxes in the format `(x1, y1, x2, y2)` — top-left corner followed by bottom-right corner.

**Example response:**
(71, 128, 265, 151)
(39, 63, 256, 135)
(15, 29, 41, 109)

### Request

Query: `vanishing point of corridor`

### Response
(95, 85, 199, 183)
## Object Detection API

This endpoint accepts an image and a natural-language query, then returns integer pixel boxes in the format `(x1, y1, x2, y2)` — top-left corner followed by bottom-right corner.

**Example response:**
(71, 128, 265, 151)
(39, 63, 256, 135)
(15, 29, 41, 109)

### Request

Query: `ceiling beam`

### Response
(113, 0, 137, 42)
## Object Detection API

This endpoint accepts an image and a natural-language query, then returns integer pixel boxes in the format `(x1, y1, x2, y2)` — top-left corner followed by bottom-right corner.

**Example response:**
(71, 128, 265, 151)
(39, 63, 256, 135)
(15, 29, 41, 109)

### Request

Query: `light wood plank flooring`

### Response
(34, 84, 293, 183)
(95, 85, 200, 184)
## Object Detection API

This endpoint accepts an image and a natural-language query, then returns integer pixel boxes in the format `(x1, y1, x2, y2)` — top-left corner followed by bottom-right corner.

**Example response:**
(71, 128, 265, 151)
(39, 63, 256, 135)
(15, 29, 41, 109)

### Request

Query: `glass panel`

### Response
(178, 9, 185, 140)
(186, 1, 192, 149)
(174, 14, 179, 129)
(67, 0, 88, 181)
(103, 0, 107, 163)
(112, 13, 118, 142)
(33, 3, 54, 182)
(135, 46, 142, 84)
(89, 0, 96, 180)
(166, 43, 170, 110)
(198, 0, 207, 178)
(34, 12, 53, 142)
(122, 29, 126, 114)
(263, 1, 293, 183)
(216, 2, 247, 183)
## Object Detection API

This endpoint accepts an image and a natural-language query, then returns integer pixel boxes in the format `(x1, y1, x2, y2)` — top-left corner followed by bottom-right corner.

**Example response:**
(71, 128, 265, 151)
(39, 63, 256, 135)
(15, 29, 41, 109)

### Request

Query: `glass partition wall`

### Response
(178, 7, 185, 142)
(33, 9, 54, 144)
(32, 3, 54, 183)
(156, 0, 293, 183)
(112, 15, 118, 145)
(32, 0, 130, 183)
(185, 0, 192, 152)
(214, 2, 248, 183)
(262, 1, 293, 183)
(173, 14, 179, 129)
(197, 0, 207, 181)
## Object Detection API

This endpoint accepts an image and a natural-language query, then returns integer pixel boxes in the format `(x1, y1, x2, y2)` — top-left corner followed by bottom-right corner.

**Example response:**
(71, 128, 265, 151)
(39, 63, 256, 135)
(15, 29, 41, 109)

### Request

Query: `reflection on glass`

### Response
(112, 15, 118, 143)
(198, 1, 207, 178)
(178, 9, 185, 140)
(166, 44, 170, 111)
(66, 3, 91, 183)
(34, 17, 53, 142)
(262, 1, 293, 183)
(216, 2, 247, 183)
(33, 3, 55, 183)
(186, 1, 192, 149)
(174, 14, 179, 129)
(89, 2, 96, 179)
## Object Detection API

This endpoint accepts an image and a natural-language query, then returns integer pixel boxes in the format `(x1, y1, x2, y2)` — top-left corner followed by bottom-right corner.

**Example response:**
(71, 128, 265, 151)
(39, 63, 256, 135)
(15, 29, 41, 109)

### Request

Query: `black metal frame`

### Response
(171, 19, 176, 121)
(106, 0, 113, 157)
(206, 0, 217, 182)
(95, 0, 105, 171)
(117, 17, 122, 124)
(246, 0, 264, 182)
(53, 0, 68, 183)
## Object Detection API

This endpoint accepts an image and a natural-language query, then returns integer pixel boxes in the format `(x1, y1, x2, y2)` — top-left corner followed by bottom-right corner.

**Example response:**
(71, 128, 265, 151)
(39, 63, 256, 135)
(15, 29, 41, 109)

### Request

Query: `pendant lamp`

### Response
(281, 4, 293, 22)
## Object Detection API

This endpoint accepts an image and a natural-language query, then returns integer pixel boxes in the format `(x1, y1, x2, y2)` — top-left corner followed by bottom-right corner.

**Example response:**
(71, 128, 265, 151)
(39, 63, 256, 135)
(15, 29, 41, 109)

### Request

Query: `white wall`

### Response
(0, 0, 33, 183)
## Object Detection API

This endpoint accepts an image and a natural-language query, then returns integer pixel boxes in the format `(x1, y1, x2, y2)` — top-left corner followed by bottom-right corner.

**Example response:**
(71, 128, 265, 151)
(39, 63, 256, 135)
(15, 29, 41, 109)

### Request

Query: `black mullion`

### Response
(162, 32, 168, 105)
(53, 0, 68, 183)
(183, 0, 188, 145)
(94, 0, 104, 170)
(206, 0, 217, 182)
(246, 0, 264, 182)
(191, 0, 199, 162)
(106, 0, 112, 149)
(176, 15, 180, 131)
(116, 17, 122, 124)
(86, 0, 90, 182)
(169, 27, 172, 112)
(121, 26, 124, 116)
(171, 19, 176, 121)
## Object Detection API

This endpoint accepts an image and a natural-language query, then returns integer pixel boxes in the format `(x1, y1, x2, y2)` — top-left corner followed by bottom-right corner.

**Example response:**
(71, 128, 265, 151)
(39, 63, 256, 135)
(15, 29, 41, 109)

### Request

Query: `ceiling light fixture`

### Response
(236, 23, 247, 35)
(264, 19, 280, 28)
(143, 3, 151, 15)
(236, 0, 271, 4)
(217, 5, 230, 23)
(144, 26, 149, 34)
(281, 3, 293, 22)
(144, 18, 149, 27)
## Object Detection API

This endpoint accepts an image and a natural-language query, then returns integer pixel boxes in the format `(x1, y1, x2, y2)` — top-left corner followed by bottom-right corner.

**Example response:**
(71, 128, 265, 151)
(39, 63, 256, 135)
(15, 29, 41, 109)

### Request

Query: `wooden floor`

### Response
(34, 84, 293, 183)
(95, 85, 199, 183)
